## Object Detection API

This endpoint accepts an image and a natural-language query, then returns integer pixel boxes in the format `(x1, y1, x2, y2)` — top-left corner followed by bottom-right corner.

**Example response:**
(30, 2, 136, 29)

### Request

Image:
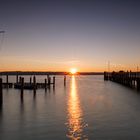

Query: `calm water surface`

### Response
(1, 75, 140, 140)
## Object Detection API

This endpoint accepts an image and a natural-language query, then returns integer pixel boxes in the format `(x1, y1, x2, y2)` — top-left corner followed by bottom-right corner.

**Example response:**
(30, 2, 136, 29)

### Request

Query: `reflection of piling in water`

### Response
(20, 91, 24, 104)
(104, 71, 140, 91)
(0, 78, 3, 105)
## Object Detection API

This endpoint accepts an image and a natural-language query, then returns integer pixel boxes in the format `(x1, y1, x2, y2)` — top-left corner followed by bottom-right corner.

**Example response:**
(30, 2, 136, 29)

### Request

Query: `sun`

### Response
(70, 68, 77, 75)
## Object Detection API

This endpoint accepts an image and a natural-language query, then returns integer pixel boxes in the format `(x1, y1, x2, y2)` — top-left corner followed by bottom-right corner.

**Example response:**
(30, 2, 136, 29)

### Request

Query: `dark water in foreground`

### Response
(1, 75, 140, 140)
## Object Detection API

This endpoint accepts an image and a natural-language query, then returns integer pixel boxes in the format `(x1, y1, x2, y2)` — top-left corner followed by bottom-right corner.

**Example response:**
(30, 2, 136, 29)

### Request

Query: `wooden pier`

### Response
(0, 75, 57, 90)
(0, 74, 68, 90)
(0, 74, 67, 104)
(104, 71, 140, 91)
(14, 76, 56, 90)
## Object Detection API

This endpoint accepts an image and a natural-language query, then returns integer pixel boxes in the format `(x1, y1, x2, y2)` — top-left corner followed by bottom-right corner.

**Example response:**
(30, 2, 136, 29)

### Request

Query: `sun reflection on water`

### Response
(66, 76, 88, 140)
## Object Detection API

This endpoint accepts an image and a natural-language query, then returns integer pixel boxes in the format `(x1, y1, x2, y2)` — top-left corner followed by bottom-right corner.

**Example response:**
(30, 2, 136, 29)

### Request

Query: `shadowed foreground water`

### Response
(1, 75, 140, 140)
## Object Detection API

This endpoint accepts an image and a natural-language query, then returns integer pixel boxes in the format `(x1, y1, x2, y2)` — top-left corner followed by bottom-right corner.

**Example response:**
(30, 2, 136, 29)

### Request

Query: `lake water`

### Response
(1, 75, 140, 140)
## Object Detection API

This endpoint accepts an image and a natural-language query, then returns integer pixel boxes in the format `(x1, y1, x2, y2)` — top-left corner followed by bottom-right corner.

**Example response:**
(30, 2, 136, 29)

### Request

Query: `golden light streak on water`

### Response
(66, 76, 88, 140)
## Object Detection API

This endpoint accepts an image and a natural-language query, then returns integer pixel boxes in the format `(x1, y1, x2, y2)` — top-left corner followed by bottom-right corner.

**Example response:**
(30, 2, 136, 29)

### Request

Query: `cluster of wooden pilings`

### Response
(0, 75, 68, 89)
(14, 75, 55, 90)
(0, 75, 67, 105)
(104, 71, 140, 91)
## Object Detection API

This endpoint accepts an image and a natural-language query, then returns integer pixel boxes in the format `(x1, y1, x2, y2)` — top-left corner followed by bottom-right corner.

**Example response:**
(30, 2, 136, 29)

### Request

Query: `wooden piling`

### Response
(45, 78, 47, 89)
(19, 77, 22, 83)
(16, 74, 18, 83)
(64, 75, 66, 86)
(6, 75, 8, 84)
(48, 76, 51, 87)
(33, 76, 36, 92)
(53, 76, 55, 86)
(21, 77, 24, 96)
(104, 72, 108, 80)
(47, 75, 49, 82)
(30, 77, 32, 84)
(20, 77, 24, 101)
(0, 78, 3, 105)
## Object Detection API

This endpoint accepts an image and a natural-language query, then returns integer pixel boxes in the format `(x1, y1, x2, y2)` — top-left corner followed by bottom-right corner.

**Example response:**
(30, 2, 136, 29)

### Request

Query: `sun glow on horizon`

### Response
(70, 68, 77, 74)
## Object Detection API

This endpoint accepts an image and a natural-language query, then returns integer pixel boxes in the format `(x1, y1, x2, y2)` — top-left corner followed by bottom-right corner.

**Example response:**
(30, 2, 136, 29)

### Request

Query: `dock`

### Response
(0, 75, 56, 90)
(104, 71, 140, 91)
(0, 74, 67, 104)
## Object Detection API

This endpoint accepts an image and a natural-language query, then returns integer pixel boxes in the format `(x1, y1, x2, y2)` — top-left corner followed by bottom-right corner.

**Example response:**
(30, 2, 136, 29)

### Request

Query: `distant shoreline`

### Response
(0, 71, 103, 75)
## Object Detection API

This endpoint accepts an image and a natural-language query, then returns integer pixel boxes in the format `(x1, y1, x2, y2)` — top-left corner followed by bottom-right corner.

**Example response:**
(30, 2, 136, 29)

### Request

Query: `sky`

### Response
(0, 0, 140, 72)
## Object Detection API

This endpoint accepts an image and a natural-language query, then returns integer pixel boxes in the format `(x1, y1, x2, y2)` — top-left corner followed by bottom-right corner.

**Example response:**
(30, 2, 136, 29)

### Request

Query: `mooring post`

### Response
(53, 76, 55, 87)
(104, 72, 108, 80)
(21, 77, 24, 93)
(16, 74, 18, 83)
(6, 74, 8, 84)
(48, 76, 51, 87)
(0, 78, 3, 105)
(33, 76, 36, 92)
(47, 75, 49, 84)
(64, 75, 66, 86)
(30, 77, 32, 85)
(45, 78, 47, 89)
(19, 77, 22, 84)
(21, 77, 24, 98)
